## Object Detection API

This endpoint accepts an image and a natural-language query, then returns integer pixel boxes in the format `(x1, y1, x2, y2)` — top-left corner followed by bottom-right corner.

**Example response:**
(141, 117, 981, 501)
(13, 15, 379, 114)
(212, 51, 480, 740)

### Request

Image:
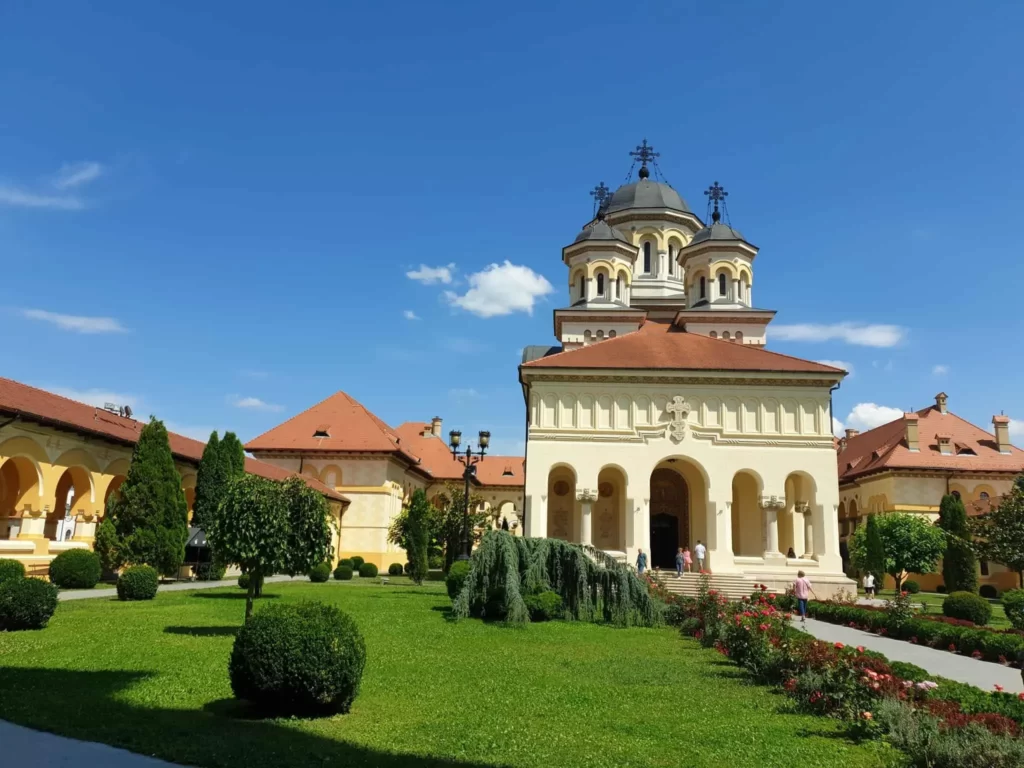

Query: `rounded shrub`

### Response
(337, 558, 354, 570)
(229, 601, 366, 715)
(403, 561, 413, 575)
(902, 580, 920, 594)
(943, 591, 992, 625)
(308, 562, 331, 583)
(387, 563, 404, 576)
(428, 554, 443, 570)
(48, 549, 101, 589)
(238, 572, 251, 589)
(350, 556, 365, 571)
(196, 562, 226, 582)
(334, 565, 354, 581)
(0, 558, 26, 585)
(0, 577, 58, 630)
(358, 562, 378, 578)
(979, 584, 999, 599)
(523, 590, 563, 622)
(1002, 589, 1024, 630)
(446, 560, 471, 601)
(117, 565, 159, 601)
(936, 584, 947, 594)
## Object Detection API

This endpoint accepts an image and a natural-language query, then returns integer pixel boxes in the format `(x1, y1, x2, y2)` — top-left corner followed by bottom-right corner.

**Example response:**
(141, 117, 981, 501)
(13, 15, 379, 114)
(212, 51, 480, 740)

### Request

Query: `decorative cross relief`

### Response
(664, 396, 692, 443)
(759, 495, 785, 511)
(576, 488, 597, 504)
(795, 501, 810, 515)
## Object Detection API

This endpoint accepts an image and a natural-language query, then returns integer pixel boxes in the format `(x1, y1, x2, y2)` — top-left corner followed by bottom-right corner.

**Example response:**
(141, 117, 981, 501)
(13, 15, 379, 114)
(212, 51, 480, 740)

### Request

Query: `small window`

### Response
(596, 330, 605, 339)
(584, 330, 592, 342)
(596, 273, 605, 296)
(980, 559, 990, 576)
(699, 276, 706, 298)
(979, 491, 990, 500)
(952, 490, 961, 500)
(735, 331, 743, 343)
(718, 272, 727, 297)
(608, 330, 616, 338)
(313, 425, 330, 438)
(668, 244, 675, 276)
(723, 331, 731, 340)
(643, 242, 651, 273)
(709, 331, 717, 339)
(578, 275, 584, 299)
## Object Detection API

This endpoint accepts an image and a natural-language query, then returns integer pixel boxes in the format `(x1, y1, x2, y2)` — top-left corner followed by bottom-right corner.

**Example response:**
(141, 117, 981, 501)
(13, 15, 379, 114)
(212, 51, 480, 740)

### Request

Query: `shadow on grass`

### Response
(164, 626, 239, 637)
(0, 667, 509, 768)
(192, 592, 280, 601)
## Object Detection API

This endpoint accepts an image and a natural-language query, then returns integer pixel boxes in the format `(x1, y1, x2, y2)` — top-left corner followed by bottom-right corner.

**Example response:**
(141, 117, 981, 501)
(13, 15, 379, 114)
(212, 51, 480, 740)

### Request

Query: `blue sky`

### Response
(2, 1, 1023, 454)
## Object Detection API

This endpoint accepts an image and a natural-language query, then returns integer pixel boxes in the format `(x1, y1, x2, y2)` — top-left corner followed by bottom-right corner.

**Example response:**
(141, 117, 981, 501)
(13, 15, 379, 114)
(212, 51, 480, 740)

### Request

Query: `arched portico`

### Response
(546, 465, 576, 541)
(731, 470, 763, 556)
(594, 465, 627, 552)
(648, 458, 708, 570)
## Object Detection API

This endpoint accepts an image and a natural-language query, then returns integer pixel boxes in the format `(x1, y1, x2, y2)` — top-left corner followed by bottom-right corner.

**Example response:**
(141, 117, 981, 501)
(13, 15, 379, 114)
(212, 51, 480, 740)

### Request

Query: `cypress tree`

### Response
(108, 418, 190, 577)
(938, 493, 978, 593)
(865, 513, 885, 585)
(192, 432, 231, 531)
(220, 432, 246, 478)
(405, 489, 431, 585)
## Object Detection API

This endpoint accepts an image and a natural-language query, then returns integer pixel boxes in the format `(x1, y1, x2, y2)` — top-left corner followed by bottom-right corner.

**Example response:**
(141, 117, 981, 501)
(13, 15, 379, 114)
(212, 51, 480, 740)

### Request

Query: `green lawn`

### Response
(0, 582, 891, 768)
(913, 592, 1011, 629)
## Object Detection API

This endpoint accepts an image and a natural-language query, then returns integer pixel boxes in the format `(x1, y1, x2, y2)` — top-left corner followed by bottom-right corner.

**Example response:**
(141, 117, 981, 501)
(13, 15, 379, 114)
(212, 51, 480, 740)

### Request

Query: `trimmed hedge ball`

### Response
(196, 562, 226, 582)
(48, 549, 102, 590)
(337, 558, 354, 569)
(902, 580, 920, 594)
(334, 565, 354, 581)
(523, 590, 563, 622)
(0, 559, 26, 585)
(308, 562, 331, 583)
(229, 601, 366, 715)
(387, 563, 404, 576)
(117, 565, 159, 601)
(350, 556, 365, 571)
(943, 591, 992, 625)
(446, 560, 470, 601)
(238, 572, 251, 589)
(0, 577, 58, 630)
(358, 562, 378, 578)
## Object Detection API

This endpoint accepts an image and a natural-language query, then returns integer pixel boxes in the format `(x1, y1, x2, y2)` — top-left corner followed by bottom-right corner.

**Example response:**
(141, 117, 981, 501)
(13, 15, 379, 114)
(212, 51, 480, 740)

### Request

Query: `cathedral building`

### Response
(520, 141, 853, 596)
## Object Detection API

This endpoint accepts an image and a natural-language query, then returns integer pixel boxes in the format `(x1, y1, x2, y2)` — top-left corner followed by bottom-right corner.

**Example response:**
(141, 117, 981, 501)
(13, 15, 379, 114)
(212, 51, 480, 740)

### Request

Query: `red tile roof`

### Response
(392, 422, 525, 487)
(521, 320, 844, 374)
(0, 377, 346, 503)
(838, 404, 1024, 483)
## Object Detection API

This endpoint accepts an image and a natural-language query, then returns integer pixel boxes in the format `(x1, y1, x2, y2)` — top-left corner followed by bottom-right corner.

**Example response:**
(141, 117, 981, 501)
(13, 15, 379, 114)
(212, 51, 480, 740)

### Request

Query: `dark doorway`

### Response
(650, 513, 679, 569)
(650, 467, 689, 569)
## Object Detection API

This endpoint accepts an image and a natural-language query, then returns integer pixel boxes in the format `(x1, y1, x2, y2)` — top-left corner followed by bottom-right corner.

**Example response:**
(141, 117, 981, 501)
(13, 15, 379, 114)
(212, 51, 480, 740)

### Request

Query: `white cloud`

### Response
(228, 395, 283, 412)
(816, 360, 854, 375)
(406, 264, 454, 285)
(844, 403, 905, 432)
(832, 416, 845, 438)
(49, 387, 139, 410)
(53, 161, 104, 190)
(1009, 419, 1024, 444)
(771, 322, 905, 348)
(932, 364, 949, 376)
(445, 261, 554, 318)
(403, 310, 420, 321)
(0, 186, 84, 210)
(22, 308, 127, 334)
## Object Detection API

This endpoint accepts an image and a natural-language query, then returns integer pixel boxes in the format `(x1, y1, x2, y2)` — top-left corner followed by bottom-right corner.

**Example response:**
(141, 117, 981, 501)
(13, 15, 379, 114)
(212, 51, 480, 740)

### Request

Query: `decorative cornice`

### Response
(520, 372, 841, 388)
(526, 427, 832, 449)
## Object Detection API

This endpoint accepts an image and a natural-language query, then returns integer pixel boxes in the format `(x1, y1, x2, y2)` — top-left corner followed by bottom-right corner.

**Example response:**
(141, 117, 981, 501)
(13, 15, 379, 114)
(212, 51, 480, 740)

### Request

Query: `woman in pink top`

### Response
(793, 570, 817, 622)
(682, 548, 692, 573)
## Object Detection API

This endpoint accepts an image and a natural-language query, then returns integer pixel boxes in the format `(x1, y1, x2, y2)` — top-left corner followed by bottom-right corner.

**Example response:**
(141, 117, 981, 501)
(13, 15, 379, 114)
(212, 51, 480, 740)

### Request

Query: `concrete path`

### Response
(799, 617, 1024, 693)
(59, 574, 304, 601)
(0, 720, 181, 767)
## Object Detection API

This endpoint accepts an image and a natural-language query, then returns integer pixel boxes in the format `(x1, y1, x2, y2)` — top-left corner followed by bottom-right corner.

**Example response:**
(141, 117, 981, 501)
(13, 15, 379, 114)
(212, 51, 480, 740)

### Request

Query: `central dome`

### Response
(604, 179, 691, 215)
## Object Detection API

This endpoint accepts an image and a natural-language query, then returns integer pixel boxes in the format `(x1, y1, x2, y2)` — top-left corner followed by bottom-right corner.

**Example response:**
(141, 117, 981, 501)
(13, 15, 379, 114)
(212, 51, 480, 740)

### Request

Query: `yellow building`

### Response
(246, 390, 525, 569)
(837, 392, 1024, 593)
(0, 377, 347, 576)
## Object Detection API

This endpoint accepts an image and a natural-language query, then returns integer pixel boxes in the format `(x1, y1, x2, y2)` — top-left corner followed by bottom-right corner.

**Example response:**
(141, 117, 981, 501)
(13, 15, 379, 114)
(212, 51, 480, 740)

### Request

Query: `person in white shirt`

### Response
(693, 541, 706, 572)
(862, 572, 876, 597)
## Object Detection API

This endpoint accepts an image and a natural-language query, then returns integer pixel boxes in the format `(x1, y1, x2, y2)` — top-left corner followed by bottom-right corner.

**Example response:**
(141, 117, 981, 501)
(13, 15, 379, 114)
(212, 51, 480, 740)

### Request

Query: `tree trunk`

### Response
(245, 578, 255, 623)
(892, 571, 904, 595)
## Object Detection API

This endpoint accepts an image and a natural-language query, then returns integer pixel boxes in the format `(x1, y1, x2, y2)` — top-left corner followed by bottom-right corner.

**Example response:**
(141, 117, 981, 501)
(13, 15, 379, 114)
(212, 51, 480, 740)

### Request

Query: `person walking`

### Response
(636, 548, 648, 575)
(862, 572, 876, 597)
(674, 548, 684, 577)
(693, 540, 706, 572)
(682, 547, 692, 573)
(793, 570, 817, 622)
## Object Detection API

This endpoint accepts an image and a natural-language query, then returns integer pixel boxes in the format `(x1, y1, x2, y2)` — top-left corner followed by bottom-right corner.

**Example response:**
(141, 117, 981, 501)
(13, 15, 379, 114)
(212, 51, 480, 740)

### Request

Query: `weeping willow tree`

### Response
(452, 531, 661, 627)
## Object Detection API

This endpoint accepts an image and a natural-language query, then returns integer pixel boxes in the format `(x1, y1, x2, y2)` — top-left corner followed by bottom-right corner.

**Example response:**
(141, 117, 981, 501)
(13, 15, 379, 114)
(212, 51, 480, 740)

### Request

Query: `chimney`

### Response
(837, 437, 847, 453)
(431, 416, 443, 438)
(845, 428, 859, 440)
(904, 413, 919, 452)
(935, 392, 948, 414)
(993, 415, 1012, 454)
(936, 433, 953, 455)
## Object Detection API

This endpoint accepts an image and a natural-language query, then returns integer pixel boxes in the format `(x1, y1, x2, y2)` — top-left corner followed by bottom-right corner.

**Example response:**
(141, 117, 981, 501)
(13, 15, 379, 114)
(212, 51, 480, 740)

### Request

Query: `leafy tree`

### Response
(850, 512, 946, 593)
(433, 483, 489, 570)
(94, 494, 123, 572)
(192, 432, 230, 531)
(220, 432, 247, 478)
(937, 492, 978, 593)
(281, 477, 334, 578)
(404, 489, 431, 584)
(971, 480, 1024, 588)
(105, 418, 189, 577)
(864, 513, 885, 583)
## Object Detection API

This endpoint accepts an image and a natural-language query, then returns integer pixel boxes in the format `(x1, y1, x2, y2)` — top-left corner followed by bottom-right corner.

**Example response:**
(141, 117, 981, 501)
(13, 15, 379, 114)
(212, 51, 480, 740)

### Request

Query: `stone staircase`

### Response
(653, 572, 773, 600)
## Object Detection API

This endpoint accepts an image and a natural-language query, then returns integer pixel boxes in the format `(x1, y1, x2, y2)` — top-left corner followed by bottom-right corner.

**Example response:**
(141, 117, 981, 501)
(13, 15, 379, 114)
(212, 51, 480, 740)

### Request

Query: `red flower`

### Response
(949, 644, 957, 652)
(856, 645, 865, 653)
(1018, 693, 1024, 701)
(994, 684, 1004, 692)
(909, 637, 918, 644)
(972, 651, 983, 659)
(834, 642, 844, 650)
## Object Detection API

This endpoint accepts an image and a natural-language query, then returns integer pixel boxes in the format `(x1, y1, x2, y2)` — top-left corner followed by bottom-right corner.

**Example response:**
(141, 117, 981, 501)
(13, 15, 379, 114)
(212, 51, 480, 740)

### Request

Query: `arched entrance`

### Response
(649, 467, 688, 569)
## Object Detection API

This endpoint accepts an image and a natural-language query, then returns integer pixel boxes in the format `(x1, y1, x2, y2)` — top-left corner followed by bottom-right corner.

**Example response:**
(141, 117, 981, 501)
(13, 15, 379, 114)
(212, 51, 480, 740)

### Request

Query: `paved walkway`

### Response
(799, 617, 1024, 693)
(0, 720, 180, 767)
(59, 574, 304, 601)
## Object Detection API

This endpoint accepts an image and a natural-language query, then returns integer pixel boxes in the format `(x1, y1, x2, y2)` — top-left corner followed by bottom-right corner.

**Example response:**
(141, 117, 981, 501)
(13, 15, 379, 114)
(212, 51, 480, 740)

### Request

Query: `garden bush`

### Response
(238, 572, 251, 589)
(403, 561, 412, 574)
(349, 556, 365, 571)
(944, 591, 992, 625)
(387, 563, 403, 576)
(117, 565, 159, 601)
(937, 584, 947, 593)
(446, 560, 471, 601)
(358, 562, 378, 578)
(334, 565, 353, 581)
(903, 580, 921, 594)
(229, 601, 366, 715)
(308, 562, 331, 583)
(0, 558, 26, 585)
(196, 562, 226, 581)
(48, 549, 101, 589)
(523, 590, 562, 621)
(980, 584, 999, 599)
(428, 554, 443, 570)
(337, 558, 354, 569)
(1002, 589, 1024, 630)
(0, 577, 58, 630)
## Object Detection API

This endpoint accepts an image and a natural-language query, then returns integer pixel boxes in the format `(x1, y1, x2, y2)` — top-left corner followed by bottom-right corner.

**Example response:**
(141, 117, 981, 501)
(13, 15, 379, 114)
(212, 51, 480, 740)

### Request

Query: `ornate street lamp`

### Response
(449, 428, 489, 561)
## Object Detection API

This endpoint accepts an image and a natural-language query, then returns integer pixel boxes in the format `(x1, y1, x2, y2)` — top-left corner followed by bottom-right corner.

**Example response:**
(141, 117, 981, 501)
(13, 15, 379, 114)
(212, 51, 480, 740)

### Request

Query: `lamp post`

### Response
(449, 429, 489, 561)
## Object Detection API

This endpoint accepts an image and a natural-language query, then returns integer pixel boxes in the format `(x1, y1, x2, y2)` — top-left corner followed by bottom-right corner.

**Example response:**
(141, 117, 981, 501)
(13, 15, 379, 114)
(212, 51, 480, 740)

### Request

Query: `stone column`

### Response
(803, 505, 815, 558)
(577, 489, 595, 546)
(760, 495, 784, 558)
(732, 278, 740, 302)
(525, 493, 547, 538)
(16, 508, 47, 540)
(639, 497, 651, 563)
(659, 250, 668, 278)
(706, 497, 735, 573)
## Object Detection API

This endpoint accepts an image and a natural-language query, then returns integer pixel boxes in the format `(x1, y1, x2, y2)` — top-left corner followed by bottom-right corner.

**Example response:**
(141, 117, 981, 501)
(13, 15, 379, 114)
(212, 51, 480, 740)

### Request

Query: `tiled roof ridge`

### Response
(0, 376, 144, 433)
(520, 322, 646, 366)
(246, 390, 362, 446)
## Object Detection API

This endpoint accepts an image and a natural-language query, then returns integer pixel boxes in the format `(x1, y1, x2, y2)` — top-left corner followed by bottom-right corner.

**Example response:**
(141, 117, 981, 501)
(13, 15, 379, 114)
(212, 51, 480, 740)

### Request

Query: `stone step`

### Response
(653, 573, 775, 600)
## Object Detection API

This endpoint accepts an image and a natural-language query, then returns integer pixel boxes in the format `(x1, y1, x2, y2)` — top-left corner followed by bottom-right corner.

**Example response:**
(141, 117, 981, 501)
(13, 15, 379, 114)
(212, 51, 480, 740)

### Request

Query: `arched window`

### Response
(738, 281, 744, 300)
(952, 490, 961, 500)
(596, 330, 605, 339)
(596, 273, 605, 296)
(709, 331, 717, 339)
(979, 491, 990, 500)
(584, 330, 592, 342)
(616, 275, 623, 299)
(578, 275, 584, 300)
(718, 272, 727, 297)
(735, 331, 743, 344)
(643, 242, 651, 273)
(699, 276, 706, 299)
(609, 330, 617, 338)
(723, 331, 731, 340)
(668, 244, 675, 276)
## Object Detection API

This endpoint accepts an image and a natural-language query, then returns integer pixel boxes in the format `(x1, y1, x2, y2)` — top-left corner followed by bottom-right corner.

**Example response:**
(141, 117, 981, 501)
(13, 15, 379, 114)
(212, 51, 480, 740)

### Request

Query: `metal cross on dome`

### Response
(665, 396, 692, 443)
(630, 139, 659, 178)
(704, 181, 728, 223)
(590, 181, 611, 215)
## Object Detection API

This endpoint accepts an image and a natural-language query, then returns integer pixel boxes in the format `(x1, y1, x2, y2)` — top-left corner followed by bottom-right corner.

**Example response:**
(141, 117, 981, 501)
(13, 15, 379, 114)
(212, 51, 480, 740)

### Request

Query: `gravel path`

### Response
(59, 574, 305, 601)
